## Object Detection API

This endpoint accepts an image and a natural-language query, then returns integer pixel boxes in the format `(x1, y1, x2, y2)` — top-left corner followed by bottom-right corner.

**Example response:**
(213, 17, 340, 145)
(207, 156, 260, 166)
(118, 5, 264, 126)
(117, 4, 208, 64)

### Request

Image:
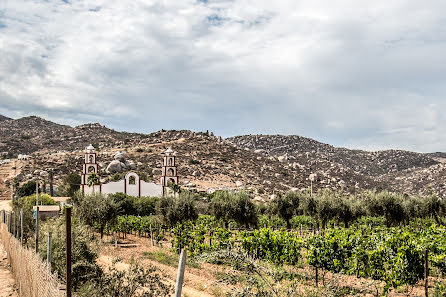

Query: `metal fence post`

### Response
(174, 249, 187, 297)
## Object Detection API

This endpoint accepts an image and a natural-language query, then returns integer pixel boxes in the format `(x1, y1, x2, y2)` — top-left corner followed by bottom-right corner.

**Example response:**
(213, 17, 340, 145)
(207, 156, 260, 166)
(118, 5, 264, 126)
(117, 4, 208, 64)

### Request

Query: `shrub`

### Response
(75, 193, 119, 238)
(156, 191, 198, 225)
(38, 217, 102, 290)
(59, 173, 81, 197)
(209, 191, 258, 228)
(16, 181, 36, 197)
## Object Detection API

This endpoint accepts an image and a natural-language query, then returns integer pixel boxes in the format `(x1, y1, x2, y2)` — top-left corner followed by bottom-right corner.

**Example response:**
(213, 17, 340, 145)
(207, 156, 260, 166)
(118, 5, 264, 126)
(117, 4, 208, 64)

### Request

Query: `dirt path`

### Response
(0, 160, 16, 201)
(99, 234, 228, 297)
(0, 243, 18, 297)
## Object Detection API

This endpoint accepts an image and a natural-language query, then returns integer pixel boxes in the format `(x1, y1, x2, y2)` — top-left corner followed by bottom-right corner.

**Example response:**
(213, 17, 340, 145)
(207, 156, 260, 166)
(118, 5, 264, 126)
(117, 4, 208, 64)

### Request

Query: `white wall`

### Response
(84, 173, 163, 197)
(83, 185, 101, 195)
(102, 180, 125, 195)
(141, 181, 163, 197)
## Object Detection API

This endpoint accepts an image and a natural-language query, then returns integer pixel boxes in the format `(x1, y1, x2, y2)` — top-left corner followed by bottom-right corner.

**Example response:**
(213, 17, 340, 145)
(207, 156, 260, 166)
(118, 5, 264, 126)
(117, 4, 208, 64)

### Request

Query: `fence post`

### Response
(66, 207, 72, 297)
(35, 206, 39, 254)
(47, 232, 52, 266)
(16, 211, 19, 239)
(425, 249, 429, 297)
(20, 209, 23, 246)
(150, 224, 154, 247)
(175, 249, 187, 297)
(12, 211, 16, 236)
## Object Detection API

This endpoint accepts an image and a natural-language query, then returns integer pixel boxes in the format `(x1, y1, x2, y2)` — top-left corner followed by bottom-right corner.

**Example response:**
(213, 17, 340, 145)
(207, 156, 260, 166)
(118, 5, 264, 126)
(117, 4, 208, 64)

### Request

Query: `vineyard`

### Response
(102, 214, 446, 296)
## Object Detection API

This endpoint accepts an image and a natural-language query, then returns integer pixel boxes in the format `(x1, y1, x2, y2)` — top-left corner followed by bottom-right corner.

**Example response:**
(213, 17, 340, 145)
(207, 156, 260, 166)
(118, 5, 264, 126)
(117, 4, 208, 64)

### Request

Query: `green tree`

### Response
(156, 191, 198, 225)
(209, 191, 258, 228)
(60, 173, 81, 197)
(87, 173, 100, 193)
(16, 180, 36, 197)
(76, 193, 119, 239)
(268, 191, 303, 228)
(232, 192, 258, 228)
(366, 191, 406, 227)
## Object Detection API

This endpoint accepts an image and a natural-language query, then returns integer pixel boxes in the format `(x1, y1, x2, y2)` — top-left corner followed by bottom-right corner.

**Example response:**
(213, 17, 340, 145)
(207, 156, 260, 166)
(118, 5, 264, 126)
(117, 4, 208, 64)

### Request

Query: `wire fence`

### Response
(0, 221, 63, 297)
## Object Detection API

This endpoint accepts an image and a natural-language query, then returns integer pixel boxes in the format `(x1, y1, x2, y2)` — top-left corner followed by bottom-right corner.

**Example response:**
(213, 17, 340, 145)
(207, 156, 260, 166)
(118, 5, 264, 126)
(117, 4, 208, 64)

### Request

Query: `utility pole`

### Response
(66, 207, 72, 297)
(49, 170, 54, 197)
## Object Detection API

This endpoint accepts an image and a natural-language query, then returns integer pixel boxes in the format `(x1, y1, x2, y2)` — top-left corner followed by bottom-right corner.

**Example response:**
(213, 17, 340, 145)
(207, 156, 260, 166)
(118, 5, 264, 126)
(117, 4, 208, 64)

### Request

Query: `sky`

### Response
(1, 0, 446, 152)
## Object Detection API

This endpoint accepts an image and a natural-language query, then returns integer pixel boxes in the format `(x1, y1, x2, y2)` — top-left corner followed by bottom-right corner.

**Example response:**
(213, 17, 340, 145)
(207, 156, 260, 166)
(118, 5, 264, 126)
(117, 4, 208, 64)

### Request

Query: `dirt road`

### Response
(0, 243, 18, 297)
(0, 160, 16, 201)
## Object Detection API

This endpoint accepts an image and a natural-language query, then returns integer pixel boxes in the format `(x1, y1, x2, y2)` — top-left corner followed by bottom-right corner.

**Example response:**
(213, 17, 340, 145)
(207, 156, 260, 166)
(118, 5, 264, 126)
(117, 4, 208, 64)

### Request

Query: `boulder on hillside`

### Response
(113, 151, 126, 161)
(106, 160, 124, 173)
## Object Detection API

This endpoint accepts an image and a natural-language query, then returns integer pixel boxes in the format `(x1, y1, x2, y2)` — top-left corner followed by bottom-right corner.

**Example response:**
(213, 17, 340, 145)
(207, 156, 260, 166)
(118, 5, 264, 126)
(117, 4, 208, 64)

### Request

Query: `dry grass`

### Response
(0, 222, 63, 297)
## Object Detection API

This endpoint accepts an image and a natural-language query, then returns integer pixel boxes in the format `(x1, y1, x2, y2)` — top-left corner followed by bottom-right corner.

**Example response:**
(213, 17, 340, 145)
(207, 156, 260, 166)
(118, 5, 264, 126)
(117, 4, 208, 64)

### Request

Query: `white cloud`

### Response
(1, 0, 446, 152)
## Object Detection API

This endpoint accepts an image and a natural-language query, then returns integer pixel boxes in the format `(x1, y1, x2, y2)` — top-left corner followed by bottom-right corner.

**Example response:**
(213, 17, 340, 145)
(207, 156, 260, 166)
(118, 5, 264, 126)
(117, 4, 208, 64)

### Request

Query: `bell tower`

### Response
(81, 144, 98, 188)
(160, 147, 178, 196)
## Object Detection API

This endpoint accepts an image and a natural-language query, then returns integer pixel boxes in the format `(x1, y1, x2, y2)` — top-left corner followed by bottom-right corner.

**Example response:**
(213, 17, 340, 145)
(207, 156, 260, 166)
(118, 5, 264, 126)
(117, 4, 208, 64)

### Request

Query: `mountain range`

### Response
(0, 115, 445, 199)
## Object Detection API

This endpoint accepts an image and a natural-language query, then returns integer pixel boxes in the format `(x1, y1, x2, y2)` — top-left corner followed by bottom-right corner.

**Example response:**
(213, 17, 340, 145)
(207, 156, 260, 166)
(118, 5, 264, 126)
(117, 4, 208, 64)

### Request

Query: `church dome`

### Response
(86, 144, 95, 152)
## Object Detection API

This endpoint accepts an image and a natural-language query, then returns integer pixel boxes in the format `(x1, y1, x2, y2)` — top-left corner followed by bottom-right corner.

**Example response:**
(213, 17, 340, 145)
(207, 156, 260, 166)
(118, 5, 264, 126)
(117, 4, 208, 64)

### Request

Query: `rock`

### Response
(113, 151, 126, 161)
(128, 160, 137, 169)
(254, 196, 265, 202)
(40, 171, 49, 177)
(152, 168, 162, 175)
(106, 160, 124, 173)
(278, 155, 287, 162)
(236, 181, 244, 187)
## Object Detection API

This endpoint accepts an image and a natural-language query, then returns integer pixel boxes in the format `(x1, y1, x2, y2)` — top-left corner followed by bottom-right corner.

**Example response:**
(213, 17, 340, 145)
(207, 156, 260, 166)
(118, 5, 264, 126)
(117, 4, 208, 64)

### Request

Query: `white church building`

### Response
(81, 144, 179, 197)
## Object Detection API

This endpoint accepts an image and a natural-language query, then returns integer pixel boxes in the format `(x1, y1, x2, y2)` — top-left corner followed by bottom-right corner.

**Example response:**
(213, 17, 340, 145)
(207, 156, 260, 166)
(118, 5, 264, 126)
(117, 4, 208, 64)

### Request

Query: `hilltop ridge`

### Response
(0, 115, 445, 198)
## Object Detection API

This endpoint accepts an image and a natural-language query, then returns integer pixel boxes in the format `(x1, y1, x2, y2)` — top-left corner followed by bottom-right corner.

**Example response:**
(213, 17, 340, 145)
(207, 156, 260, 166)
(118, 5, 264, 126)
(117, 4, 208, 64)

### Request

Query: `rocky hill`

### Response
(0, 116, 144, 155)
(0, 115, 445, 199)
(227, 135, 446, 197)
(0, 115, 11, 122)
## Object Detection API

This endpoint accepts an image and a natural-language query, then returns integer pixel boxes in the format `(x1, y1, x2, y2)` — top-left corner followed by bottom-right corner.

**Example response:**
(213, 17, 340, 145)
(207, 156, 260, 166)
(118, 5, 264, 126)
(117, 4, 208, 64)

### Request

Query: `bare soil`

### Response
(97, 233, 439, 297)
(0, 243, 18, 297)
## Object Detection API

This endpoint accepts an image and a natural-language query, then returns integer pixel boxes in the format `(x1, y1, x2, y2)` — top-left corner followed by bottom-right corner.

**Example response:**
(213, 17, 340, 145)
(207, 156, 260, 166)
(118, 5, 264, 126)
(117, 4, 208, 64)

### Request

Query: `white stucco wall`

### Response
(141, 181, 163, 197)
(102, 180, 125, 195)
(83, 185, 101, 195)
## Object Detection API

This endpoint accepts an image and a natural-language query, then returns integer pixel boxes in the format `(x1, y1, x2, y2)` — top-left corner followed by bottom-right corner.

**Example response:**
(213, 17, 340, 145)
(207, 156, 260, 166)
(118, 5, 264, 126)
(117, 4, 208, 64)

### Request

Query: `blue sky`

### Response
(0, 0, 445, 152)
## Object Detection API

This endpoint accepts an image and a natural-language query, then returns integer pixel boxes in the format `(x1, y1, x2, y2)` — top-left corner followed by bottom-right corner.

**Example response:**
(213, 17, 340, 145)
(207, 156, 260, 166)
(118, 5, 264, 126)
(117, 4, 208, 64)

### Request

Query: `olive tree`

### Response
(75, 192, 119, 238)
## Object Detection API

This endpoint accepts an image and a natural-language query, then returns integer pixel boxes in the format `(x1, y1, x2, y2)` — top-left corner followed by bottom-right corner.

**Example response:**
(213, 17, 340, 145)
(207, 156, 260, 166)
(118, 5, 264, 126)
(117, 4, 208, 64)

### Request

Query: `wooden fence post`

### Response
(35, 206, 39, 254)
(66, 207, 72, 297)
(47, 232, 52, 267)
(425, 249, 429, 297)
(150, 224, 154, 247)
(16, 211, 20, 239)
(175, 249, 187, 297)
(20, 209, 23, 246)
